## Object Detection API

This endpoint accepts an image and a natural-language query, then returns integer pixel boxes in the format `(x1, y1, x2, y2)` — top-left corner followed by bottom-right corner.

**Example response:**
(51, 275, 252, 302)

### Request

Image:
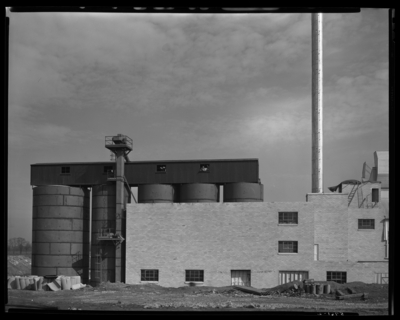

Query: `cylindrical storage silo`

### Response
(90, 184, 129, 286)
(32, 185, 90, 283)
(223, 182, 264, 202)
(138, 184, 175, 203)
(91, 184, 116, 286)
(179, 183, 219, 203)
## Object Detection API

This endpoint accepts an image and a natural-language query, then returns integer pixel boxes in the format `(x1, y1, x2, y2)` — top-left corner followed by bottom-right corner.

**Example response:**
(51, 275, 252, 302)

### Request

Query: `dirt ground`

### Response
(6, 281, 389, 315)
(7, 256, 390, 315)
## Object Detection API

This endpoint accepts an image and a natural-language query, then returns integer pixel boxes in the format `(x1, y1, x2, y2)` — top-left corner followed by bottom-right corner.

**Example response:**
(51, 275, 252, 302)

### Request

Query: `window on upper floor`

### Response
(278, 212, 298, 224)
(156, 164, 166, 173)
(278, 241, 298, 253)
(103, 165, 114, 174)
(327, 271, 347, 284)
(61, 166, 70, 174)
(141, 269, 159, 281)
(358, 219, 375, 229)
(371, 188, 379, 202)
(199, 164, 210, 173)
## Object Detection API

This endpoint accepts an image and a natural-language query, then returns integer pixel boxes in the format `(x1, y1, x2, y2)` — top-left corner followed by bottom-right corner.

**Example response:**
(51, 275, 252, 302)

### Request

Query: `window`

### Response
(141, 269, 159, 281)
(371, 188, 379, 202)
(278, 241, 298, 253)
(103, 166, 114, 174)
(327, 271, 347, 284)
(61, 166, 70, 174)
(279, 212, 298, 224)
(199, 164, 210, 172)
(185, 270, 204, 282)
(156, 164, 166, 173)
(358, 219, 375, 229)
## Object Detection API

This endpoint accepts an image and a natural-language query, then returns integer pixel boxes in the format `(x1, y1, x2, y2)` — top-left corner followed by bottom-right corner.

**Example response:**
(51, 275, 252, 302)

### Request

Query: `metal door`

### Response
(231, 270, 251, 286)
(279, 271, 309, 285)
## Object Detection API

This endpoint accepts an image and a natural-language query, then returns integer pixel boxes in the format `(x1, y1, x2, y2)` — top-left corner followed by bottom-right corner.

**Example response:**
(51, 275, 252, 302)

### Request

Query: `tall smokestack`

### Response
(312, 13, 323, 193)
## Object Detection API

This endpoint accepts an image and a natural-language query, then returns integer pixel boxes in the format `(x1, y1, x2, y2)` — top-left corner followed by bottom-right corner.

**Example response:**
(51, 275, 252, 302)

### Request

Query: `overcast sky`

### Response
(7, 9, 389, 241)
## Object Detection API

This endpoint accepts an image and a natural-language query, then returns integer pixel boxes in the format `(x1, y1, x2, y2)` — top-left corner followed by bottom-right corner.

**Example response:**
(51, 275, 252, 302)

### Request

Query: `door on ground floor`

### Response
(231, 270, 251, 286)
(375, 273, 388, 284)
(279, 271, 309, 285)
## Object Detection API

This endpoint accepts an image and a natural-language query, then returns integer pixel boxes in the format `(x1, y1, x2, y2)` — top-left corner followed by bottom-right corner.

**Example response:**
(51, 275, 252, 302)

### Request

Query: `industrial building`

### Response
(30, 134, 389, 288)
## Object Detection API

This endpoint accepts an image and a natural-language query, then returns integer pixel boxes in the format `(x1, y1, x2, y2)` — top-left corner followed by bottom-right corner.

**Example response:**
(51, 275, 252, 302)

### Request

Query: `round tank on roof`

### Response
(31, 185, 90, 283)
(223, 182, 264, 202)
(90, 184, 129, 286)
(180, 183, 219, 203)
(138, 184, 175, 203)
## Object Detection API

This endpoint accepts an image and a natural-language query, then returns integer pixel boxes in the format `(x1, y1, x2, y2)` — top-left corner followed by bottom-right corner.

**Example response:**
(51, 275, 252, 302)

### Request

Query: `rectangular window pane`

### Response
(141, 269, 159, 281)
(327, 271, 347, 284)
(358, 219, 375, 229)
(103, 166, 113, 173)
(371, 189, 379, 202)
(279, 212, 298, 224)
(185, 270, 204, 282)
(61, 167, 70, 174)
(278, 241, 298, 253)
(156, 165, 166, 172)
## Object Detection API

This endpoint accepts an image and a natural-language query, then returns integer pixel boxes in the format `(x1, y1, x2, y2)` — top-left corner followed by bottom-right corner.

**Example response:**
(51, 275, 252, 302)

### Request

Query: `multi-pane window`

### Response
(358, 219, 375, 229)
(185, 270, 204, 282)
(61, 166, 70, 174)
(156, 164, 166, 173)
(327, 271, 347, 284)
(279, 212, 298, 224)
(278, 241, 298, 253)
(141, 269, 159, 281)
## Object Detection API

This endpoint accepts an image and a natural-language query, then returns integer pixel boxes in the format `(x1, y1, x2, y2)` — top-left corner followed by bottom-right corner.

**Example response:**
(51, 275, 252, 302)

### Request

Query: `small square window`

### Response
(61, 166, 70, 174)
(358, 219, 375, 229)
(327, 271, 347, 284)
(279, 212, 298, 224)
(103, 166, 114, 174)
(278, 241, 298, 253)
(141, 269, 159, 281)
(199, 164, 210, 173)
(185, 270, 204, 282)
(156, 164, 166, 173)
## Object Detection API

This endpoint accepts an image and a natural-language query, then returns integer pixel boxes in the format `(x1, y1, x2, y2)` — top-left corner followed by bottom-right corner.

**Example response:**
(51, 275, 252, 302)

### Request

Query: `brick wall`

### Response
(348, 207, 387, 261)
(126, 202, 314, 288)
(307, 193, 349, 262)
(125, 196, 388, 287)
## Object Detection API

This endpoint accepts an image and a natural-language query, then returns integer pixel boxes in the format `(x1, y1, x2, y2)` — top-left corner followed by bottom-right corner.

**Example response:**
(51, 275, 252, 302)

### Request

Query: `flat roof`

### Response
(31, 158, 259, 166)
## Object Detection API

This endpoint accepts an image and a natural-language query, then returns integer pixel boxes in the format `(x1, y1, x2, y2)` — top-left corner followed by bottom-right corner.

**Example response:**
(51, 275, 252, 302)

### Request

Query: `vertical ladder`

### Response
(348, 184, 358, 206)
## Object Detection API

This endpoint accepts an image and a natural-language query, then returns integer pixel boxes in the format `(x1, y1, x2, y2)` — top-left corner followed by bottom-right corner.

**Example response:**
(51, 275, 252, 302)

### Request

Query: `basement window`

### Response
(278, 212, 298, 224)
(156, 164, 166, 173)
(278, 241, 298, 253)
(60, 166, 70, 174)
(199, 164, 210, 173)
(358, 219, 375, 230)
(141, 269, 159, 282)
(185, 270, 204, 282)
(327, 271, 347, 284)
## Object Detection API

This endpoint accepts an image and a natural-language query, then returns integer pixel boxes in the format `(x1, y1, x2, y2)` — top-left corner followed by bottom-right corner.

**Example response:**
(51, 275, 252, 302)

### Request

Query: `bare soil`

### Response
(6, 281, 389, 315)
(7, 256, 389, 315)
